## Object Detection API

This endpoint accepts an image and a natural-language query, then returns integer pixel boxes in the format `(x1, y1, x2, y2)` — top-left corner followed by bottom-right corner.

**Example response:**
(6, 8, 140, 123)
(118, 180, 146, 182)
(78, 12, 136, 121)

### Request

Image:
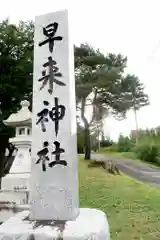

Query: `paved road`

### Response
(91, 154, 160, 187)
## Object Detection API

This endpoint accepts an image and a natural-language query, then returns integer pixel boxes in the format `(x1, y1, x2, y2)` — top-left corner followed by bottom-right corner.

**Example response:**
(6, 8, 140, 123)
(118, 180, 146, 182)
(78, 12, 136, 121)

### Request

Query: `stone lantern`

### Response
(0, 100, 32, 222)
(1, 100, 32, 194)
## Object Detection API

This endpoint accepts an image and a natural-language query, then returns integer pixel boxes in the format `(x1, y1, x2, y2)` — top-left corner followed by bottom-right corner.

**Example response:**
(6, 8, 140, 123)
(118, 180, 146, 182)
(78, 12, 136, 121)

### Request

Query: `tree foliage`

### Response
(0, 19, 34, 122)
(75, 43, 149, 159)
(0, 19, 34, 182)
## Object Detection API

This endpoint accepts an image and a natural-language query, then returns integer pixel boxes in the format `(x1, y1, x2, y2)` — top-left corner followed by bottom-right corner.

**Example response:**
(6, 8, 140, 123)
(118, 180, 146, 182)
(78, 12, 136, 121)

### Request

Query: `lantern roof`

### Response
(3, 100, 32, 127)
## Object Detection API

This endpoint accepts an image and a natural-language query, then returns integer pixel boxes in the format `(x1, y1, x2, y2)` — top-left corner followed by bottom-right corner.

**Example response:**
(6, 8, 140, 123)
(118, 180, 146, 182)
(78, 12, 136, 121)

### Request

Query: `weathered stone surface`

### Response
(0, 204, 29, 223)
(0, 208, 110, 239)
(0, 189, 29, 204)
(30, 10, 79, 221)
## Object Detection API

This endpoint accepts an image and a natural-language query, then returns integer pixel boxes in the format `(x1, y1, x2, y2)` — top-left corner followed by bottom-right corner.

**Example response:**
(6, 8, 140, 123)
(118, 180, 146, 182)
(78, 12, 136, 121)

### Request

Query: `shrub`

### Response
(100, 139, 113, 148)
(135, 143, 160, 165)
(117, 135, 133, 152)
(106, 143, 118, 152)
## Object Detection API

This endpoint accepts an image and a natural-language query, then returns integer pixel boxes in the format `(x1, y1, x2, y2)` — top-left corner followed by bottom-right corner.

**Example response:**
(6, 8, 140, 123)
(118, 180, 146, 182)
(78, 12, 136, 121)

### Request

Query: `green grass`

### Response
(100, 151, 137, 160)
(79, 158, 160, 239)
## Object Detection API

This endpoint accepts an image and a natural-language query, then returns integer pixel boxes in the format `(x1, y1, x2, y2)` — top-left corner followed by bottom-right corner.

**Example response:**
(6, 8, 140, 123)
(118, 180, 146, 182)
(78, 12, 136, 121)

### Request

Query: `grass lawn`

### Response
(99, 150, 137, 160)
(79, 158, 160, 240)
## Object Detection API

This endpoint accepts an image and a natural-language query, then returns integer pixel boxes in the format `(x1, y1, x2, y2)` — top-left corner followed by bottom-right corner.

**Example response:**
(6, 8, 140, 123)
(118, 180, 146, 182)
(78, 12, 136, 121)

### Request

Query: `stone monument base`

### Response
(0, 208, 110, 239)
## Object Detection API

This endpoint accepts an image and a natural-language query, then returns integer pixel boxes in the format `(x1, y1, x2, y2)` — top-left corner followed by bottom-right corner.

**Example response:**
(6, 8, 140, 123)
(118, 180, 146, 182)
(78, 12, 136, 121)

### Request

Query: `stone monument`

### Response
(0, 100, 31, 222)
(0, 10, 110, 239)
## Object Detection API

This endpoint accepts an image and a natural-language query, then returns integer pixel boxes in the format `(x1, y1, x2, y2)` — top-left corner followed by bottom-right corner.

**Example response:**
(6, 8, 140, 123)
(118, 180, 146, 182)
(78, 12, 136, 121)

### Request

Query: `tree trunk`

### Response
(101, 129, 105, 141)
(81, 98, 91, 160)
(97, 125, 100, 151)
(101, 119, 105, 141)
(84, 124, 91, 159)
(0, 135, 10, 189)
(0, 148, 5, 189)
(133, 107, 139, 145)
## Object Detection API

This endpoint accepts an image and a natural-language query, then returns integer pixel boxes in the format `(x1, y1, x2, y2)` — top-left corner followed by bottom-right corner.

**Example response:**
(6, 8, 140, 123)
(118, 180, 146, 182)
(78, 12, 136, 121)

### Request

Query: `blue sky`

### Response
(1, 0, 160, 140)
